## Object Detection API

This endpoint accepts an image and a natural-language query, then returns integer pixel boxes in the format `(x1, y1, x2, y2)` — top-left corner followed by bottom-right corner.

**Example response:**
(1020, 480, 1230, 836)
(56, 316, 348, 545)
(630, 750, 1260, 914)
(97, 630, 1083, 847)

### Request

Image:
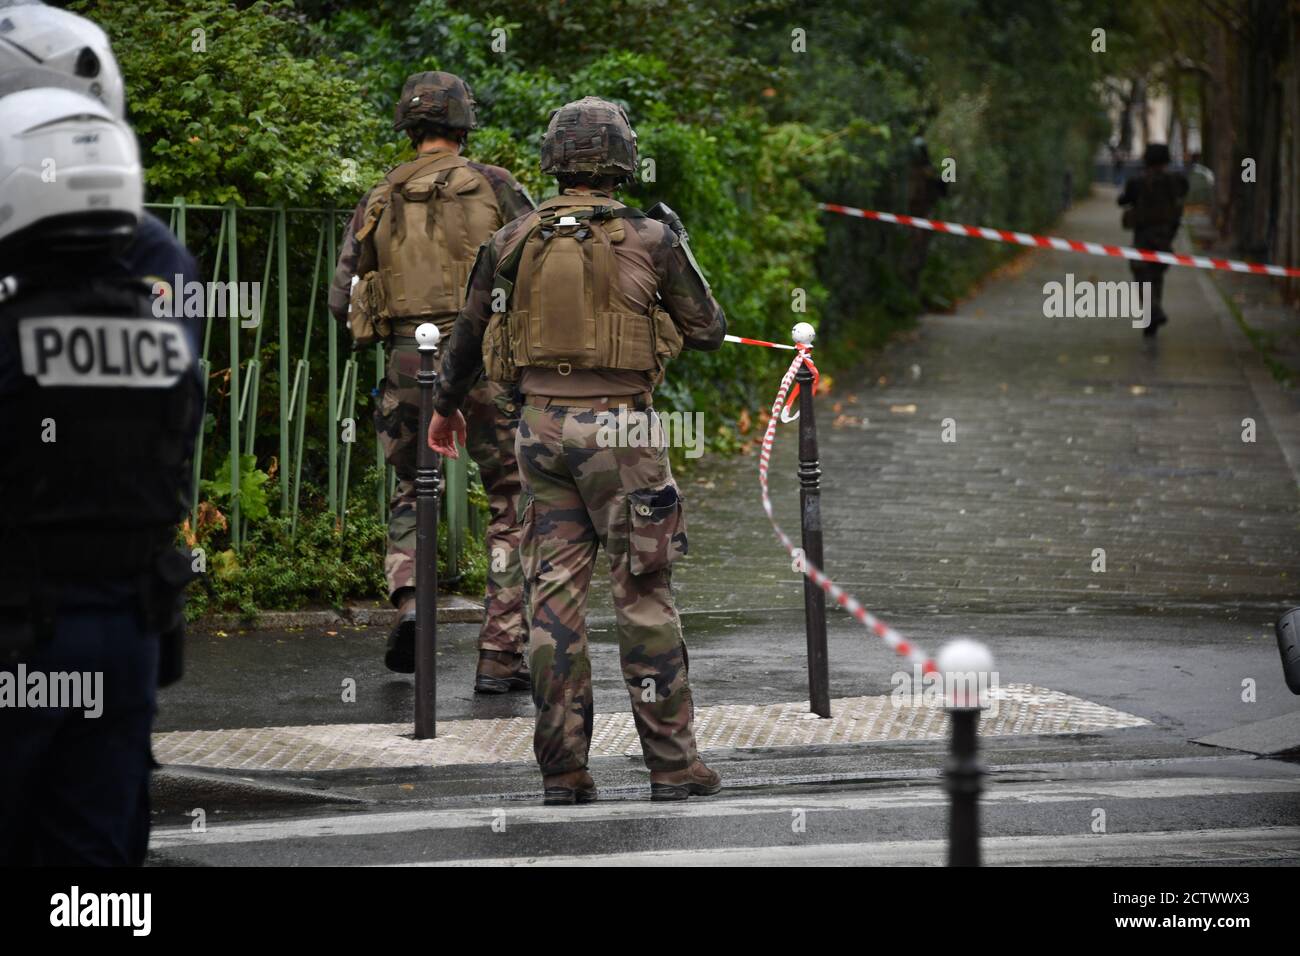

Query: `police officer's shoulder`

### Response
(119, 211, 200, 288)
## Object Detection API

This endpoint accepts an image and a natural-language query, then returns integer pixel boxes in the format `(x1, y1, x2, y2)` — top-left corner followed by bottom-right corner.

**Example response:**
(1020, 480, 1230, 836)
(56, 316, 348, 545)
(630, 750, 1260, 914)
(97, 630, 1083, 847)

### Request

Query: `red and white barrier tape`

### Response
(724, 332, 819, 419)
(819, 202, 1300, 279)
(759, 345, 937, 675)
(724, 333, 796, 350)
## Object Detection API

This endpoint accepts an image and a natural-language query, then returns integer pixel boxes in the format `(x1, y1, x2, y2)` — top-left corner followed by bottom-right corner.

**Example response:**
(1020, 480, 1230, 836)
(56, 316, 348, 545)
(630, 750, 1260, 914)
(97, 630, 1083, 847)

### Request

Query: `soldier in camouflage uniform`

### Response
(329, 72, 535, 690)
(428, 97, 727, 804)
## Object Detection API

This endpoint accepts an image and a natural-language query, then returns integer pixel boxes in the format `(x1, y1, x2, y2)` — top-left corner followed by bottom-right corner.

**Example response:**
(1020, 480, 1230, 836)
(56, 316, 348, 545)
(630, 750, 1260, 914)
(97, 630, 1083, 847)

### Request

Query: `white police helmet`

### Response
(0, 1, 125, 118)
(0, 87, 142, 252)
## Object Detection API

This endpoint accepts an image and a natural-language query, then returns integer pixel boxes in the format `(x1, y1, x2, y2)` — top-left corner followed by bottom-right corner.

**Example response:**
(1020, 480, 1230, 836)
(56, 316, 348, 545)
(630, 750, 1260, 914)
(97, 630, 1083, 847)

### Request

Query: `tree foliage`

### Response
(73, 0, 395, 206)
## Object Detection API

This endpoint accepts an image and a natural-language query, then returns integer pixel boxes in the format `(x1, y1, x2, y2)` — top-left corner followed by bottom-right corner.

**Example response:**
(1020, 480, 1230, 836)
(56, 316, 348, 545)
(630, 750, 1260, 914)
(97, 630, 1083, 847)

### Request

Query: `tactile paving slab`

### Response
(152, 683, 1148, 772)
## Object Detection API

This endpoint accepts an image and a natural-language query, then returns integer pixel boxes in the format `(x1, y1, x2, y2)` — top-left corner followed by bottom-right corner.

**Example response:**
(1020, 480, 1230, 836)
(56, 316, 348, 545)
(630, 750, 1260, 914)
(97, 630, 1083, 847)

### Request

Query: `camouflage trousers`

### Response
(374, 340, 525, 654)
(517, 401, 698, 775)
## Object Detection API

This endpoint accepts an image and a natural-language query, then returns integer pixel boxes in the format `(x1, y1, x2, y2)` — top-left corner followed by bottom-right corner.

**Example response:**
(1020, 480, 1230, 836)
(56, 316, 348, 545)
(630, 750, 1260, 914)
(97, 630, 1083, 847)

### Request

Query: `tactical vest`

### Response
(351, 152, 502, 344)
(0, 273, 201, 584)
(482, 195, 682, 384)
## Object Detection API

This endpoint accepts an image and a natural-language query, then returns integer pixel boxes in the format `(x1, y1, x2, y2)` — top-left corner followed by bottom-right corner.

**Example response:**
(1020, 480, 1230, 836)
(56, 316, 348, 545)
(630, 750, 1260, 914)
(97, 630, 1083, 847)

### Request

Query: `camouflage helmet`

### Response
(540, 96, 638, 184)
(393, 70, 477, 133)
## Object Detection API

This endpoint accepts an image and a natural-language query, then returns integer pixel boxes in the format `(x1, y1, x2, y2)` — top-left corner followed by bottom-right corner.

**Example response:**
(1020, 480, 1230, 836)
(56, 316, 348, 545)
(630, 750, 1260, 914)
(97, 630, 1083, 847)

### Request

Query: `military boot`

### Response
(474, 649, 530, 694)
(384, 591, 417, 674)
(650, 759, 722, 802)
(542, 769, 598, 806)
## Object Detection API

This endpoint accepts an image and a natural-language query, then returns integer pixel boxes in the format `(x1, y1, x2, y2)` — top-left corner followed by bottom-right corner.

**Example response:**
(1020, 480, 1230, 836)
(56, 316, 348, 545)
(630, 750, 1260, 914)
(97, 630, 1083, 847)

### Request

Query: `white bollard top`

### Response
(791, 321, 816, 346)
(936, 638, 995, 709)
(415, 323, 441, 350)
(937, 638, 994, 674)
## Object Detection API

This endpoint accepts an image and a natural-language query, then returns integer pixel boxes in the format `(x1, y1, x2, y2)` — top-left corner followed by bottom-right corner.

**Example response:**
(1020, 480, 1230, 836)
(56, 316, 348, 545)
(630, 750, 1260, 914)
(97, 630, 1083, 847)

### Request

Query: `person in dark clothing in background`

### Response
(1118, 143, 1189, 336)
(899, 136, 950, 295)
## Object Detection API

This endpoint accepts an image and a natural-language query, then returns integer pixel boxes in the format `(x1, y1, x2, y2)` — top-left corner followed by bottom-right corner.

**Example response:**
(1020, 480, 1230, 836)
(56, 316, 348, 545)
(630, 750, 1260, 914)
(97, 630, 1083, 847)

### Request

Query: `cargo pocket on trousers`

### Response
(626, 483, 687, 576)
(372, 379, 403, 465)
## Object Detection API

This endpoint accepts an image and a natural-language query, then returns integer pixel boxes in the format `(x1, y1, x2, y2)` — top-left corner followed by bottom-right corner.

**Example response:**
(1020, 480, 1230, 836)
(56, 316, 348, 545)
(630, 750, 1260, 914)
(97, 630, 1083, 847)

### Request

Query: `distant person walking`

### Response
(899, 136, 949, 294)
(1118, 143, 1188, 336)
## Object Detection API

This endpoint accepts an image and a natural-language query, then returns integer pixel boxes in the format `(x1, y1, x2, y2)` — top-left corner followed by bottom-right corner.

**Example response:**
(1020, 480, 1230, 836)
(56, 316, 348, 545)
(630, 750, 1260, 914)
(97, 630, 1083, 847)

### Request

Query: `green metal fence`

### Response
(152, 198, 477, 576)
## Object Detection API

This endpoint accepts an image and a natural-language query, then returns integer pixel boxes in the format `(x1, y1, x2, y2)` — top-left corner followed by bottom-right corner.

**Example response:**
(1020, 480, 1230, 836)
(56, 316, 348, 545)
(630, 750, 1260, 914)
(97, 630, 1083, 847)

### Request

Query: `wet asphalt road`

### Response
(160, 605, 1290, 742)
(149, 188, 1300, 865)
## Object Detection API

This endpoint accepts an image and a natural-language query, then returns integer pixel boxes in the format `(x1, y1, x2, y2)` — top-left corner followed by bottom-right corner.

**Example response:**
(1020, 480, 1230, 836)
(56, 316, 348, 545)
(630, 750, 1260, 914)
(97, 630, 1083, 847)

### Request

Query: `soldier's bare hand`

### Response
(427, 409, 467, 458)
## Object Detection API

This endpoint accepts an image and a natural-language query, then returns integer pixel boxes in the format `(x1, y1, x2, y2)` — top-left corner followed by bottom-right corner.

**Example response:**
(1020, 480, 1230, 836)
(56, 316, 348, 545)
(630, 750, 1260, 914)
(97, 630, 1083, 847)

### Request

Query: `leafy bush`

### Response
(201, 453, 271, 523)
(73, 0, 396, 206)
(182, 481, 486, 619)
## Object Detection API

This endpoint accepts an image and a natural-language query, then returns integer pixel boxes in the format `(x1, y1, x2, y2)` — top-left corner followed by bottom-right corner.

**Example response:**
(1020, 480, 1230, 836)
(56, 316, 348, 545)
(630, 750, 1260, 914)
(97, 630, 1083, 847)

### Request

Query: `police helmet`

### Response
(0, 87, 142, 254)
(0, 1, 125, 118)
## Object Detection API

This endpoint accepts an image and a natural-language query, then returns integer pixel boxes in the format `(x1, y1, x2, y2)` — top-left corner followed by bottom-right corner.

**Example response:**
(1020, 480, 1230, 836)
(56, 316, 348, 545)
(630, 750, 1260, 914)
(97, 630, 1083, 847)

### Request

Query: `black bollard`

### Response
(945, 707, 983, 866)
(939, 638, 993, 866)
(794, 325, 830, 718)
(414, 323, 441, 739)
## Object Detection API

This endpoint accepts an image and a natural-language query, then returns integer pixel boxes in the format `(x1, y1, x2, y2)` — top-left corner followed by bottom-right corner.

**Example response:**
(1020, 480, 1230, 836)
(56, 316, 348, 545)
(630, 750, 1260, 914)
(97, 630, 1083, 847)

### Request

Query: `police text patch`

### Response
(18, 316, 193, 388)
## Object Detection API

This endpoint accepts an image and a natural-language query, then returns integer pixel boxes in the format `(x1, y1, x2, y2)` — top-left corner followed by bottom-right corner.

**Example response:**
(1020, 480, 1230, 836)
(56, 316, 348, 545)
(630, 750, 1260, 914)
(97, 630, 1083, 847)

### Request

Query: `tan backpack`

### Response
(349, 152, 502, 345)
(482, 196, 681, 384)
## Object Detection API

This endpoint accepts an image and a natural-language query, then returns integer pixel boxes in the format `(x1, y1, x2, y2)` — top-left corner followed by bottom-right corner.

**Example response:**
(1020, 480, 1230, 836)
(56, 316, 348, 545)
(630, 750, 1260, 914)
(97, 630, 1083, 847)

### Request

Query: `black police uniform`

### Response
(120, 211, 203, 308)
(0, 246, 202, 865)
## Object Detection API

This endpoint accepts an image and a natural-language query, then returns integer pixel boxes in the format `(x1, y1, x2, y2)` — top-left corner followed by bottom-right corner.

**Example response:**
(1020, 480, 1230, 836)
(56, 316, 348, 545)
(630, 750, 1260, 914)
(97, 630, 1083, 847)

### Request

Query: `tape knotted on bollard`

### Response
(757, 342, 936, 675)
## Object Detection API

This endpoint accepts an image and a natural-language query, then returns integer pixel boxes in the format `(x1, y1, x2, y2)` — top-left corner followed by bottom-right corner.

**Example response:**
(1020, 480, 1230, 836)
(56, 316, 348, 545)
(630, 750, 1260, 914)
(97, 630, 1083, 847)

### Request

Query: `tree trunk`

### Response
(1279, 2, 1299, 304)
(1208, 15, 1237, 238)
(1117, 79, 1136, 157)
(1232, 0, 1285, 258)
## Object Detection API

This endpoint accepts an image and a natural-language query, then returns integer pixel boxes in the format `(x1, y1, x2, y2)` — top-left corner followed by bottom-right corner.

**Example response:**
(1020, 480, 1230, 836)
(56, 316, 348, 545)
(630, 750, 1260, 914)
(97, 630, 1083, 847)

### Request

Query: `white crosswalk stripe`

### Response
(405, 827, 1300, 867)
